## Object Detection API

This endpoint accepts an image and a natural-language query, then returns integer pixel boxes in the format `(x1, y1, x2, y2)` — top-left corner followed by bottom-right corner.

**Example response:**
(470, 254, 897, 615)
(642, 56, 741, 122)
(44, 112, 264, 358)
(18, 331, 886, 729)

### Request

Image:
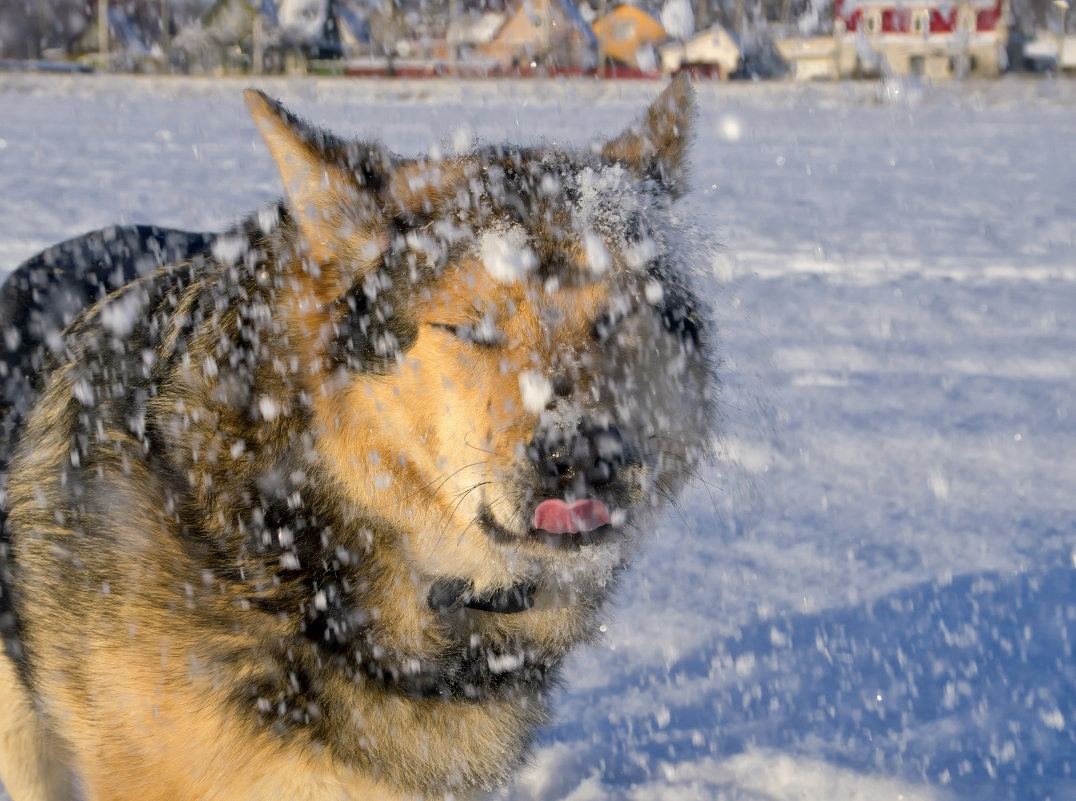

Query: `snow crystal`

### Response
(258, 396, 281, 421)
(581, 230, 611, 275)
(623, 236, 660, 271)
(479, 224, 537, 283)
(643, 280, 664, 305)
(660, 0, 695, 39)
(405, 231, 445, 267)
(487, 651, 525, 674)
(460, 314, 503, 346)
(100, 290, 147, 338)
(1041, 709, 1065, 731)
(539, 173, 561, 196)
(718, 114, 744, 142)
(211, 234, 249, 265)
(71, 377, 95, 406)
(653, 705, 671, 728)
(450, 126, 473, 155)
(257, 204, 280, 234)
(635, 44, 658, 74)
(519, 371, 552, 415)
(928, 468, 950, 501)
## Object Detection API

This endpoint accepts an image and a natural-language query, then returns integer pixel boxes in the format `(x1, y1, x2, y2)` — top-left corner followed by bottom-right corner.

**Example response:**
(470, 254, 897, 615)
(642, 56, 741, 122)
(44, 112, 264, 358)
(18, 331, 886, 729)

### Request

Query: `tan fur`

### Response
(0, 651, 74, 801)
(1, 75, 712, 801)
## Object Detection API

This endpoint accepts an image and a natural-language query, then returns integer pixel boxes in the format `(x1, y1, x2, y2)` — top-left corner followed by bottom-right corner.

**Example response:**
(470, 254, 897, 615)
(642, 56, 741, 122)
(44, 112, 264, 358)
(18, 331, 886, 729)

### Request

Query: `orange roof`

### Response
(592, 5, 665, 67)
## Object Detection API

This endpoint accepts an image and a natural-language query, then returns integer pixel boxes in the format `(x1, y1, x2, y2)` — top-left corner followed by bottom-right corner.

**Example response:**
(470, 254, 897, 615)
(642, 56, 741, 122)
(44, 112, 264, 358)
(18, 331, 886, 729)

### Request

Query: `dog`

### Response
(0, 76, 714, 801)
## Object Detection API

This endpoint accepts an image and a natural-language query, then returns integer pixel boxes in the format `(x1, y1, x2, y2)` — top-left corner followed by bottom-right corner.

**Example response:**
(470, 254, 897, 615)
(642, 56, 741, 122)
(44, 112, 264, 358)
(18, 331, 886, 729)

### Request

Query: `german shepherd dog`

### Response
(0, 77, 714, 801)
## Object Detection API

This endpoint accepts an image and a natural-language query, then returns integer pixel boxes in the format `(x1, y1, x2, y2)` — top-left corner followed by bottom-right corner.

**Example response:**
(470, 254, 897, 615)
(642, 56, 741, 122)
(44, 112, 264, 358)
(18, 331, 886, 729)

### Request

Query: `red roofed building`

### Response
(833, 0, 1008, 77)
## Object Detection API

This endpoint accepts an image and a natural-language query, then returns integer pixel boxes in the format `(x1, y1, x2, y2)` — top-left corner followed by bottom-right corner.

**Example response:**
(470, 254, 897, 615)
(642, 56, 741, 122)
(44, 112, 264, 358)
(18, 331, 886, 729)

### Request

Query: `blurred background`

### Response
(1, 0, 1074, 80)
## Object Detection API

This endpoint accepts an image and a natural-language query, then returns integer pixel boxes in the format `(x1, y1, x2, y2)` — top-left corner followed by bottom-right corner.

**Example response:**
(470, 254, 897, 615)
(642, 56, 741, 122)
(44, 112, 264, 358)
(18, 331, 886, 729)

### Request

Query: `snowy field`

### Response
(2, 73, 1075, 800)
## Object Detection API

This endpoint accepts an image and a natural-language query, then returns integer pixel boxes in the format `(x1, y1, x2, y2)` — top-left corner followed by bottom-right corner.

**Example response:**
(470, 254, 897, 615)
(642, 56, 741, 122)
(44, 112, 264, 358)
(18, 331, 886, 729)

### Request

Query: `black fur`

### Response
(0, 225, 214, 675)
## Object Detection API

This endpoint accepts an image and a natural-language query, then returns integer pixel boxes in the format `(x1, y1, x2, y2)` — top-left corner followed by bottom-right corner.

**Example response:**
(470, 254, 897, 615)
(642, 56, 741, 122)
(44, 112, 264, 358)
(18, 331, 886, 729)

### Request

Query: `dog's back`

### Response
(0, 224, 212, 655)
(0, 226, 211, 801)
(0, 224, 212, 444)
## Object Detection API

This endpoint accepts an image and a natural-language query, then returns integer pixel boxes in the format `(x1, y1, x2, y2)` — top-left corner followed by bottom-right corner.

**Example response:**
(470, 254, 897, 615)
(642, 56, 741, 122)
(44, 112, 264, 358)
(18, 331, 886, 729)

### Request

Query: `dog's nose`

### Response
(551, 371, 573, 398)
(585, 425, 624, 484)
(528, 423, 625, 487)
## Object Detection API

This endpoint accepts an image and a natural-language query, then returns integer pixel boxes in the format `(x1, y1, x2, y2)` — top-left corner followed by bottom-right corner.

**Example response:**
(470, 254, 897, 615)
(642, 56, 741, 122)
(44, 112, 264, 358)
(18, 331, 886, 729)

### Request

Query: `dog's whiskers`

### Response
(647, 430, 704, 441)
(456, 492, 502, 545)
(644, 448, 724, 512)
(653, 477, 698, 537)
(463, 433, 497, 456)
(428, 481, 490, 558)
(388, 461, 486, 508)
(462, 495, 529, 554)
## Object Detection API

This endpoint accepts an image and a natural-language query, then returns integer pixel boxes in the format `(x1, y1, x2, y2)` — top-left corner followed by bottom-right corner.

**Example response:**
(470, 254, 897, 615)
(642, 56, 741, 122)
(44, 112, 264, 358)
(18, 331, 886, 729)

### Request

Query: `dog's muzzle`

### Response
(527, 421, 626, 491)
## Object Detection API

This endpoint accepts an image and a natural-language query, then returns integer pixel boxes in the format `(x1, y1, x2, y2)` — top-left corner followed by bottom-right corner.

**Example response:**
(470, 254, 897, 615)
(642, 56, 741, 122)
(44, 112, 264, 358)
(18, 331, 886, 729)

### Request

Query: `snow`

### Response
(2, 73, 1076, 801)
(570, 164, 667, 273)
(479, 223, 539, 282)
(520, 370, 554, 414)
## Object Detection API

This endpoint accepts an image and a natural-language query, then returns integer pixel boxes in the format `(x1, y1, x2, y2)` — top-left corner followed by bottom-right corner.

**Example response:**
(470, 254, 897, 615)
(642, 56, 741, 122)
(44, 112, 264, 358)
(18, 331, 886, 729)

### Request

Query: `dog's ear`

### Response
(245, 89, 394, 299)
(389, 160, 470, 217)
(601, 73, 695, 197)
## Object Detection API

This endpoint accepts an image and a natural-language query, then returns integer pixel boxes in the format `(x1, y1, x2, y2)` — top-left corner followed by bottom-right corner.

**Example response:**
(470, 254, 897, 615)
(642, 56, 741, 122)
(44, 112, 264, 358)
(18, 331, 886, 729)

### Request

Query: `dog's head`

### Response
(246, 79, 714, 596)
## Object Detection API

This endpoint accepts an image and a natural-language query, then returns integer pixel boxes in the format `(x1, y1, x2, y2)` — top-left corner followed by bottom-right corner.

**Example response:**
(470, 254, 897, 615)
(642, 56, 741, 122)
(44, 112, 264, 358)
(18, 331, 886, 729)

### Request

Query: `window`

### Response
(912, 10, 930, 36)
(865, 10, 883, 34)
(612, 20, 635, 42)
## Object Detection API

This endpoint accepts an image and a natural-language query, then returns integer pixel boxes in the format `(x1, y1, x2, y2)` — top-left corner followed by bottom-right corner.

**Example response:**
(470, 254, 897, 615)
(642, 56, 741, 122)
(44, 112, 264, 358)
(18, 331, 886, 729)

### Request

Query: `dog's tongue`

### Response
(533, 499, 611, 535)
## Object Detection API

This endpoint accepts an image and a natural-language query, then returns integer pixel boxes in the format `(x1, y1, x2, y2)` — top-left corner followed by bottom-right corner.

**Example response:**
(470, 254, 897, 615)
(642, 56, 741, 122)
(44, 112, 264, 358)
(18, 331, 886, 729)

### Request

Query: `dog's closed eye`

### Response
(429, 321, 505, 348)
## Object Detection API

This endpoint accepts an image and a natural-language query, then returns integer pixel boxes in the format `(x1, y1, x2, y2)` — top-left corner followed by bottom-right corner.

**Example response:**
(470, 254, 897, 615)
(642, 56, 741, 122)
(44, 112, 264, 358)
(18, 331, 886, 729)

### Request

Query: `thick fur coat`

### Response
(0, 77, 714, 801)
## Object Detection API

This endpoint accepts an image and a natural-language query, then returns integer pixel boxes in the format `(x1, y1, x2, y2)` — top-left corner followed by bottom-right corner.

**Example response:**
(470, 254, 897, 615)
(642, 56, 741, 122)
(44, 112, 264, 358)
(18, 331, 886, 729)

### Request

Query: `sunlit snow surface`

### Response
(2, 74, 1076, 801)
